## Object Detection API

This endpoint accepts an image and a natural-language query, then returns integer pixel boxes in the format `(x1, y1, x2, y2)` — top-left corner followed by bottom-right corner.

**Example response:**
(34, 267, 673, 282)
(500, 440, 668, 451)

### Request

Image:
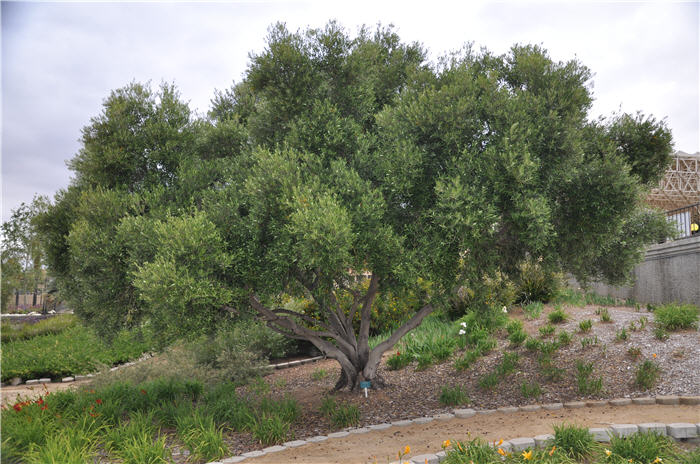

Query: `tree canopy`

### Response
(36, 22, 674, 389)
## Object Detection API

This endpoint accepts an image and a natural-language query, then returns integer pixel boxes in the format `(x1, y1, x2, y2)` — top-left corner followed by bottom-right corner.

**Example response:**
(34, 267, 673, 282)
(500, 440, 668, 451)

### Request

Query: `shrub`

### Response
(311, 368, 328, 381)
(553, 423, 595, 459)
(319, 396, 336, 417)
(454, 349, 481, 372)
(450, 271, 516, 318)
(616, 327, 629, 341)
(506, 319, 524, 335)
(627, 346, 642, 359)
(516, 257, 562, 304)
(508, 329, 527, 347)
(443, 437, 499, 463)
(654, 303, 699, 330)
(478, 372, 500, 390)
(1, 314, 78, 342)
(520, 381, 542, 399)
(540, 340, 560, 355)
(578, 319, 593, 332)
(609, 431, 675, 464)
(250, 413, 291, 445)
(525, 337, 542, 351)
(635, 360, 661, 390)
(439, 386, 470, 406)
(585, 292, 617, 306)
(386, 351, 412, 370)
(548, 309, 567, 324)
(654, 326, 669, 340)
(557, 330, 572, 346)
(554, 288, 586, 307)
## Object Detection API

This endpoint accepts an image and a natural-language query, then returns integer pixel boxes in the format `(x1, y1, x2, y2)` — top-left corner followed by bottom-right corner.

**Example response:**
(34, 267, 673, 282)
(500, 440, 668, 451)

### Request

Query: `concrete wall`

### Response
(585, 235, 700, 306)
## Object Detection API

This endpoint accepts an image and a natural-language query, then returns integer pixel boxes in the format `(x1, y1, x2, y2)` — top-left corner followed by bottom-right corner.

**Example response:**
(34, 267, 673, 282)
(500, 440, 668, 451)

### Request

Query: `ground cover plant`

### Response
(653, 303, 699, 330)
(1, 377, 304, 463)
(1, 314, 77, 342)
(1, 324, 152, 382)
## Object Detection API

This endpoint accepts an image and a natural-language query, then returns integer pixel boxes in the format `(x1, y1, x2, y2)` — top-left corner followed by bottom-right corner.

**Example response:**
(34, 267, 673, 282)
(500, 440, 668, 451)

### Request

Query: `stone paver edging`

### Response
(204, 395, 700, 464)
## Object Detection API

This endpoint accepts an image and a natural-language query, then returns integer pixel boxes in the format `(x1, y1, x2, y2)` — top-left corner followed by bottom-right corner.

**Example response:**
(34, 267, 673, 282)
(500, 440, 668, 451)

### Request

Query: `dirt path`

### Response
(253, 404, 700, 464)
(1, 379, 92, 405)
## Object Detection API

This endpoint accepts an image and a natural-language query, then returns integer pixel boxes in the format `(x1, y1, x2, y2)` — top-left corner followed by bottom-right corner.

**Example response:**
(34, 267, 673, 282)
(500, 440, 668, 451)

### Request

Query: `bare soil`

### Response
(252, 404, 700, 464)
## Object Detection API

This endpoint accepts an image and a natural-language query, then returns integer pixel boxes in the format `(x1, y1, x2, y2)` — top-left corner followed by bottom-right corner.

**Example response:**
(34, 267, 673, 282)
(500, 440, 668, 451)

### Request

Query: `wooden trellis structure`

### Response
(647, 151, 700, 211)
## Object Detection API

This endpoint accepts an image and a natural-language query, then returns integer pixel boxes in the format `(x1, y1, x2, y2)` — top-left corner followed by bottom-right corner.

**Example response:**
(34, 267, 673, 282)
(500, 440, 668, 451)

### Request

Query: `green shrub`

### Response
(250, 413, 291, 445)
(516, 257, 562, 304)
(439, 386, 470, 406)
(415, 352, 434, 370)
(319, 396, 336, 417)
(118, 432, 172, 464)
(1, 325, 152, 381)
(598, 307, 612, 323)
(525, 337, 542, 351)
(635, 360, 661, 390)
(1, 314, 78, 342)
(578, 319, 593, 332)
(311, 368, 329, 381)
(540, 340, 560, 355)
(654, 303, 699, 330)
(520, 380, 542, 399)
(554, 288, 586, 307)
(454, 349, 481, 372)
(497, 352, 519, 376)
(553, 423, 595, 459)
(653, 326, 669, 340)
(443, 438, 499, 464)
(478, 372, 500, 390)
(557, 330, 572, 346)
(609, 431, 675, 464)
(616, 327, 629, 341)
(548, 309, 567, 324)
(508, 329, 527, 347)
(585, 292, 617, 306)
(386, 351, 412, 370)
(450, 271, 516, 318)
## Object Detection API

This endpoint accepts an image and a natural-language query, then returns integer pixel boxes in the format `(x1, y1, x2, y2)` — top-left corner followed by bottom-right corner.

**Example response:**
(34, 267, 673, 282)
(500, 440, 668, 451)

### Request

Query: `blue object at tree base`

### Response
(359, 381, 371, 389)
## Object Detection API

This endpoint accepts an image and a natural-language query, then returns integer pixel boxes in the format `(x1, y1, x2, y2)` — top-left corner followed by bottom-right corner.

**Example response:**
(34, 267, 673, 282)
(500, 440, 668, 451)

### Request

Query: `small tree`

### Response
(37, 23, 673, 390)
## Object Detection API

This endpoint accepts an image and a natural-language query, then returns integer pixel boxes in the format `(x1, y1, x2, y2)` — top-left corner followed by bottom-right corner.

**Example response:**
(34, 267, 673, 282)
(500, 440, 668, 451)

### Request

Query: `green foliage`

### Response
(508, 329, 527, 347)
(454, 349, 482, 372)
(330, 403, 361, 428)
(553, 424, 595, 460)
(523, 301, 544, 319)
(654, 326, 669, 340)
(1, 314, 78, 342)
(521, 380, 542, 399)
(525, 337, 542, 351)
(578, 319, 593, 333)
(319, 396, 337, 417)
(386, 351, 413, 370)
(250, 413, 292, 446)
(443, 437, 499, 464)
(439, 385, 470, 406)
(548, 309, 567, 324)
(616, 327, 629, 341)
(598, 307, 612, 323)
(1, 324, 152, 381)
(635, 360, 661, 390)
(653, 303, 699, 330)
(557, 331, 572, 346)
(37, 22, 676, 388)
(311, 368, 329, 381)
(609, 431, 675, 464)
(539, 324, 556, 337)
(575, 360, 603, 394)
(580, 336, 598, 349)
(516, 257, 562, 304)
(585, 292, 618, 306)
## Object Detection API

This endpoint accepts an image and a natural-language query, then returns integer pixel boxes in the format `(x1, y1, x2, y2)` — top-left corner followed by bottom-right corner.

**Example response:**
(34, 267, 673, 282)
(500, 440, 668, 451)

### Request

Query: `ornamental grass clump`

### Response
(653, 303, 699, 330)
(548, 308, 568, 324)
(439, 385, 470, 406)
(609, 431, 675, 464)
(635, 359, 661, 390)
(553, 423, 595, 460)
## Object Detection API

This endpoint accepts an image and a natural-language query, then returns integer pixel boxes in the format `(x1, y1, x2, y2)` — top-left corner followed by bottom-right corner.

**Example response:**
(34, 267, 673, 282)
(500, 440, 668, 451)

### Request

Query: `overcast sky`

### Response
(2, 0, 699, 223)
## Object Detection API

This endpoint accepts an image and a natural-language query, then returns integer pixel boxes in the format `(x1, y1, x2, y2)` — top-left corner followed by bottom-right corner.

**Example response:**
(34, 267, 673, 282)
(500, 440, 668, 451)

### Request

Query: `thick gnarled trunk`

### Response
(249, 274, 435, 391)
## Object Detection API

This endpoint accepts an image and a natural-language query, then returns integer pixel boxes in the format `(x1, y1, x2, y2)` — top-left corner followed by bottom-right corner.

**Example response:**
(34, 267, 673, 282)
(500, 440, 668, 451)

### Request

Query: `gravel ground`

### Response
(258, 304, 699, 444)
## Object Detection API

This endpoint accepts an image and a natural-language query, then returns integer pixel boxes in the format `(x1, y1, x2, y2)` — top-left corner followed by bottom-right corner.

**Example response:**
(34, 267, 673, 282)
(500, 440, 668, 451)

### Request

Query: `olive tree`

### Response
(37, 23, 673, 390)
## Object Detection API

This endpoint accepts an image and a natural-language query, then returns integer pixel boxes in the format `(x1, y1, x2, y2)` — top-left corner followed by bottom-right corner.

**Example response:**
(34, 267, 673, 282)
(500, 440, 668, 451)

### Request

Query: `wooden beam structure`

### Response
(647, 151, 700, 211)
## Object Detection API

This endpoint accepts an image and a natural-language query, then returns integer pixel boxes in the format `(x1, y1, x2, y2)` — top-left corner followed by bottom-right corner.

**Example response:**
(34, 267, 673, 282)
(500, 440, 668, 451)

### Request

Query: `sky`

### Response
(2, 0, 699, 223)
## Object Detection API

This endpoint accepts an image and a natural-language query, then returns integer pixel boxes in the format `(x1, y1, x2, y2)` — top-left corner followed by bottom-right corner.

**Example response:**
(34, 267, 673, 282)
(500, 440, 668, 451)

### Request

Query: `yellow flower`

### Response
(404, 446, 410, 455)
(496, 439, 504, 446)
(549, 446, 556, 456)
(497, 448, 506, 456)
(442, 439, 451, 448)
(605, 449, 612, 457)
(653, 458, 662, 463)
(522, 450, 533, 460)
(628, 459, 633, 463)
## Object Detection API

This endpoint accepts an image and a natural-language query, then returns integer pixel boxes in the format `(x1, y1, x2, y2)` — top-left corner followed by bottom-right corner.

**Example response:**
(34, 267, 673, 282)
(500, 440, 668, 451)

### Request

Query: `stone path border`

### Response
(205, 395, 700, 464)
(3, 355, 326, 387)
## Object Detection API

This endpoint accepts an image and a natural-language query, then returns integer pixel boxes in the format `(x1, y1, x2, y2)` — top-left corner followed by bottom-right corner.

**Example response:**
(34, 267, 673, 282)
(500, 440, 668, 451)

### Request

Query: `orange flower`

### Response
(404, 445, 410, 455)
(442, 439, 451, 448)
(652, 353, 657, 358)
(522, 450, 533, 460)
(497, 448, 506, 456)
(549, 445, 556, 456)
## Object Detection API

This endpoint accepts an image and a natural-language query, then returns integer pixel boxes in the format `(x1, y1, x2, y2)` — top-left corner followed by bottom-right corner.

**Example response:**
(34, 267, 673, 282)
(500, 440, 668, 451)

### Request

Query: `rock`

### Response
(589, 427, 612, 442)
(434, 413, 455, 420)
(497, 406, 519, 413)
(262, 445, 286, 453)
(563, 401, 586, 409)
(413, 417, 434, 424)
(610, 424, 638, 438)
(391, 419, 413, 427)
(454, 408, 476, 418)
(38, 378, 51, 383)
(306, 435, 329, 442)
(534, 434, 554, 448)
(542, 402, 563, 410)
(679, 396, 700, 405)
(585, 400, 608, 407)
(637, 423, 667, 435)
(61, 377, 74, 383)
(350, 427, 371, 434)
(435, 450, 447, 462)
(221, 458, 247, 464)
(520, 404, 541, 412)
(241, 449, 266, 458)
(477, 409, 496, 415)
(631, 397, 656, 405)
(656, 395, 680, 405)
(609, 398, 632, 406)
(25, 379, 40, 385)
(328, 431, 351, 438)
(282, 439, 307, 447)
(368, 423, 392, 430)
(508, 437, 535, 452)
(9, 377, 22, 386)
(410, 454, 439, 464)
(667, 423, 698, 439)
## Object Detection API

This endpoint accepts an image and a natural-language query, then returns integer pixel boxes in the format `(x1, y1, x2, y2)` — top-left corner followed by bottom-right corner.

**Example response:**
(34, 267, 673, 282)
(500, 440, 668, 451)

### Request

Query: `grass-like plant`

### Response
(311, 368, 328, 381)
(584, 292, 618, 306)
(575, 360, 603, 395)
(176, 409, 229, 462)
(523, 301, 544, 319)
(539, 324, 556, 337)
(557, 330, 572, 346)
(580, 336, 598, 349)
(478, 372, 500, 390)
(439, 385, 470, 406)
(609, 431, 675, 464)
(454, 349, 481, 372)
(553, 423, 595, 460)
(638, 316, 648, 329)
(596, 307, 612, 323)
(117, 432, 172, 464)
(525, 337, 542, 351)
(496, 352, 519, 376)
(654, 326, 669, 340)
(553, 289, 586, 307)
(520, 380, 542, 399)
(1, 314, 78, 342)
(578, 319, 593, 333)
(616, 327, 629, 341)
(508, 329, 527, 347)
(654, 303, 699, 330)
(330, 402, 361, 428)
(386, 351, 412, 370)
(627, 346, 642, 359)
(548, 308, 567, 324)
(319, 396, 336, 417)
(635, 360, 661, 390)
(250, 413, 291, 446)
(475, 336, 497, 355)
(443, 437, 499, 463)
